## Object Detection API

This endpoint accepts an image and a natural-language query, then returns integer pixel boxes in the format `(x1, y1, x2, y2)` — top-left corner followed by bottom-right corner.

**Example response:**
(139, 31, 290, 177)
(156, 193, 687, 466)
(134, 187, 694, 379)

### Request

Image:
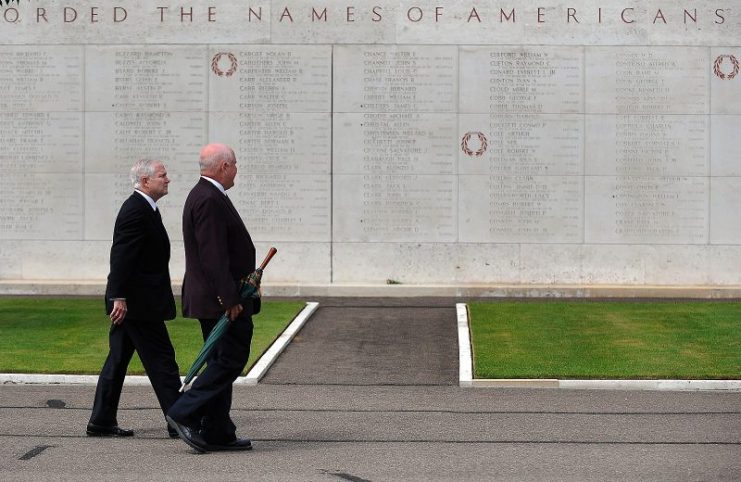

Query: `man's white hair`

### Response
(130, 159, 159, 188)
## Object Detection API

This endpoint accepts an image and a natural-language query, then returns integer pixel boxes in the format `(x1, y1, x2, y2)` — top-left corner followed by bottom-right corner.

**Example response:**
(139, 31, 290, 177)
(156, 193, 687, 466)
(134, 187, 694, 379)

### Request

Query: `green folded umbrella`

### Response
(179, 247, 277, 392)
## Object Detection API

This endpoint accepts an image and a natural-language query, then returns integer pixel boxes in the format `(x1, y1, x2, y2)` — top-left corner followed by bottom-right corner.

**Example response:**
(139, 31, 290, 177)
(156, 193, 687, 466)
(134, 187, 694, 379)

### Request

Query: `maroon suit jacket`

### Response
(181, 177, 257, 319)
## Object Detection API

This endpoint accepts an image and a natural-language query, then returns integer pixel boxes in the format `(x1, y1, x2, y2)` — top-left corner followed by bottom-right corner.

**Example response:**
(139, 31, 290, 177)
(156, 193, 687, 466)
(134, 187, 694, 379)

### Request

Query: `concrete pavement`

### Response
(0, 384, 739, 481)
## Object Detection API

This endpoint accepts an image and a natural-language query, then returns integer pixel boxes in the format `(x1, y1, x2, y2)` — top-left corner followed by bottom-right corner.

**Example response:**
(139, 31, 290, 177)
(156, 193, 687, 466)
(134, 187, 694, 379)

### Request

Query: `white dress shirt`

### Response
(201, 176, 226, 195)
(134, 189, 158, 211)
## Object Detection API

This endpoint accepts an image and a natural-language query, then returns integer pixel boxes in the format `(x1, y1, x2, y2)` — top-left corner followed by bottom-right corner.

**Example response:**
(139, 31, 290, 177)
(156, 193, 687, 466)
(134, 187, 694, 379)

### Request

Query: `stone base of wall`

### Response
(1, 280, 740, 299)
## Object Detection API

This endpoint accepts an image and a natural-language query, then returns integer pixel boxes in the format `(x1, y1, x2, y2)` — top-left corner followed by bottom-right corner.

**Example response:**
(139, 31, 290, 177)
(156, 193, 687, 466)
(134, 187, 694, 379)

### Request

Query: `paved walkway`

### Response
(1, 297, 740, 480)
(262, 298, 458, 386)
(1, 384, 739, 481)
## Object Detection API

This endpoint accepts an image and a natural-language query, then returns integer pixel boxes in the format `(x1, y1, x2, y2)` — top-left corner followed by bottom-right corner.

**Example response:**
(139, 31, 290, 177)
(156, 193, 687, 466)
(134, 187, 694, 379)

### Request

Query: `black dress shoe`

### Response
(167, 426, 179, 438)
(166, 415, 208, 453)
(86, 423, 134, 437)
(205, 438, 252, 452)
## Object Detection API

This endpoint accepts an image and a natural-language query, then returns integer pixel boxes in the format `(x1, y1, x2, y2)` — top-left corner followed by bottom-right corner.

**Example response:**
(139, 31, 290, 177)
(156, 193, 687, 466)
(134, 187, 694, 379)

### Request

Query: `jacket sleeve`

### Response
(191, 196, 240, 309)
(107, 207, 146, 299)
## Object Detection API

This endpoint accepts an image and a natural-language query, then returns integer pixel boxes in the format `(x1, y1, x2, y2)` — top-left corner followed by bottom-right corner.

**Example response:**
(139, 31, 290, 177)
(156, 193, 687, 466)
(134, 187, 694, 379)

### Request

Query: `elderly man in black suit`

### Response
(166, 143, 259, 453)
(87, 159, 181, 439)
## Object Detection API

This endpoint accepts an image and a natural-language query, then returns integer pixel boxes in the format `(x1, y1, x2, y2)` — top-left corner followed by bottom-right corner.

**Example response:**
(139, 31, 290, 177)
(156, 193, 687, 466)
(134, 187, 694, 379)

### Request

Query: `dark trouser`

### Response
(167, 313, 253, 444)
(89, 318, 181, 427)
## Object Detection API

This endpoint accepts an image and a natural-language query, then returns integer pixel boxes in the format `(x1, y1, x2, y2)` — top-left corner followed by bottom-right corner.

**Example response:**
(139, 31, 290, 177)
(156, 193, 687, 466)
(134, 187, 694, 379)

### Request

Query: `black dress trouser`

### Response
(167, 312, 253, 444)
(89, 318, 181, 427)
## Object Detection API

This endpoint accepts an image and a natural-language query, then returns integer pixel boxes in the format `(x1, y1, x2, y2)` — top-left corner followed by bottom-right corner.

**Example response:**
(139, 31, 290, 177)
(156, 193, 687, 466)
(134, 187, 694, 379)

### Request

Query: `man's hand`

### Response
(110, 299, 127, 325)
(226, 303, 243, 321)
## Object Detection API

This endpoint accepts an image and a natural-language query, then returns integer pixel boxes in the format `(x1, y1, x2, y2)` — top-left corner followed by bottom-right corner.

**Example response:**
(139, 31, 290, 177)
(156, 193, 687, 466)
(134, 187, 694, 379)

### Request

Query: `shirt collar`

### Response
(201, 175, 226, 195)
(134, 190, 158, 211)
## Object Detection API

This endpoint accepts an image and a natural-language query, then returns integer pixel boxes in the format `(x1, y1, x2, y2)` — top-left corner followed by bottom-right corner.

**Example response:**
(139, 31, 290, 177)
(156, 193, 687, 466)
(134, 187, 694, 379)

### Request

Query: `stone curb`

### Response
(239, 301, 319, 385)
(456, 303, 473, 387)
(0, 302, 320, 388)
(457, 303, 741, 392)
(0, 374, 147, 386)
(470, 379, 741, 390)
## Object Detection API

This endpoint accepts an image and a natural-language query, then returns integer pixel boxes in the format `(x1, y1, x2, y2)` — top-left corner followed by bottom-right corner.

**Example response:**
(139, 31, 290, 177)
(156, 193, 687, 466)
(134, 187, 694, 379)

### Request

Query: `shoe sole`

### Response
(205, 443, 253, 452)
(86, 430, 133, 437)
(165, 415, 207, 453)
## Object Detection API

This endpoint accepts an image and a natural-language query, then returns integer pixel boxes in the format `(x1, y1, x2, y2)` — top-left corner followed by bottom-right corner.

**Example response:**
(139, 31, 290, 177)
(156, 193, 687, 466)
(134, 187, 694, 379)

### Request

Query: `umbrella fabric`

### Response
(179, 271, 262, 392)
(241, 269, 262, 299)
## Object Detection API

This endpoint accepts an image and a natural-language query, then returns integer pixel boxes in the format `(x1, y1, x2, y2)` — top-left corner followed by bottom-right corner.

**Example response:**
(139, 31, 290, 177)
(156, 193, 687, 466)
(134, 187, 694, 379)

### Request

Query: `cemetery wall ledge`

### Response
(1, 280, 740, 299)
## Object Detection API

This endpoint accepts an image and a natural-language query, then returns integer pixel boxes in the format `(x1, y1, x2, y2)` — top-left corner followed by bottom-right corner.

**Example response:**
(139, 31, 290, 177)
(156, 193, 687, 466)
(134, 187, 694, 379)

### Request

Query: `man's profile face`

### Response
(143, 162, 170, 200)
(222, 158, 237, 190)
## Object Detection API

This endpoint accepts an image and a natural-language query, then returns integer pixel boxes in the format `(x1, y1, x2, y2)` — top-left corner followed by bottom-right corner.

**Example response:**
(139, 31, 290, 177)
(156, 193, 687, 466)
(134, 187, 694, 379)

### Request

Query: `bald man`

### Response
(166, 144, 259, 453)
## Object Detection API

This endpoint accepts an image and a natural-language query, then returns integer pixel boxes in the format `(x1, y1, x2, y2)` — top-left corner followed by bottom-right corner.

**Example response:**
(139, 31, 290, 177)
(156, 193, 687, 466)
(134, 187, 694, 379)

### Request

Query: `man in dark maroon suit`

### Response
(167, 143, 259, 452)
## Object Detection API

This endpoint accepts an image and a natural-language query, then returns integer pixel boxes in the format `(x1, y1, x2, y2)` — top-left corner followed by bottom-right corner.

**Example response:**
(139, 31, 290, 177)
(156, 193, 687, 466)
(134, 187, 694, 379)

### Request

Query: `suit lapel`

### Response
(198, 178, 243, 224)
(223, 194, 242, 221)
(131, 192, 169, 243)
(153, 208, 170, 242)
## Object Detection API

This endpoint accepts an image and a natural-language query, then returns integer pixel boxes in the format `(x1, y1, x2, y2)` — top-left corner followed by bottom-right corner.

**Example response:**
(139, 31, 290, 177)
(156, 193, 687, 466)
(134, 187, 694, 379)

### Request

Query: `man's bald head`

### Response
(198, 143, 239, 190)
(199, 143, 235, 174)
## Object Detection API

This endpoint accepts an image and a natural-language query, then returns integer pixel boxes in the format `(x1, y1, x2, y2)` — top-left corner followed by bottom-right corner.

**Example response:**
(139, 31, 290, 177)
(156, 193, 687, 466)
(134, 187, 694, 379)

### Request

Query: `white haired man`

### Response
(87, 159, 181, 438)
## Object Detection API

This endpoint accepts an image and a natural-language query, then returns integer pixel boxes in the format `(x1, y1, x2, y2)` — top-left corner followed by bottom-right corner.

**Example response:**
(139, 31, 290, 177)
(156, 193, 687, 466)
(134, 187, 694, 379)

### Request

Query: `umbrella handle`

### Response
(258, 247, 277, 271)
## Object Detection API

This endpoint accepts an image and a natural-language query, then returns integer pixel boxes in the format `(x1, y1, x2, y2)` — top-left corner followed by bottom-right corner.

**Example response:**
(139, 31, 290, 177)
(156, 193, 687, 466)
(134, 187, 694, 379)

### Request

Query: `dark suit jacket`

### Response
(181, 177, 258, 319)
(104, 192, 176, 321)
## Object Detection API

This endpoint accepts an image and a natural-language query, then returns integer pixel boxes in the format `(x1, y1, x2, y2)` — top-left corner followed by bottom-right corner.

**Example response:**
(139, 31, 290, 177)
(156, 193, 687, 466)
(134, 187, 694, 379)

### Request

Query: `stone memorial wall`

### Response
(1, 0, 740, 293)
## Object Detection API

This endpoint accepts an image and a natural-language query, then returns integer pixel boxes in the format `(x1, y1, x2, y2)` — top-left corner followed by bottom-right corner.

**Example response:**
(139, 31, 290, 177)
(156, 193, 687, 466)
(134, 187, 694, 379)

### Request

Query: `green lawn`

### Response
(0, 297, 305, 375)
(469, 301, 741, 380)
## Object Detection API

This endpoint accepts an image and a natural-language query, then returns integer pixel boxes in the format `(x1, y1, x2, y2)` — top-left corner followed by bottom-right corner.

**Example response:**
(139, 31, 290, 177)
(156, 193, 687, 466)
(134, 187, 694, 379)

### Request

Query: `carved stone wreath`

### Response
(461, 131, 488, 157)
(713, 54, 739, 80)
(211, 52, 238, 77)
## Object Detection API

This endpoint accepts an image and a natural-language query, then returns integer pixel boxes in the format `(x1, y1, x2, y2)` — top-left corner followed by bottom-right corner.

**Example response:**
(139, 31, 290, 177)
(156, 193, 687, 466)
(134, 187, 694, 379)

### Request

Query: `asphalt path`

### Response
(0, 385, 739, 481)
(262, 298, 458, 385)
(1, 297, 739, 480)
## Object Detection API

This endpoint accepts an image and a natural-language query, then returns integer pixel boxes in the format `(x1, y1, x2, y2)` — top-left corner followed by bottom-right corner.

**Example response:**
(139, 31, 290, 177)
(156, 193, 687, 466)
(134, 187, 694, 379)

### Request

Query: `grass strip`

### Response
(469, 300, 741, 380)
(0, 297, 305, 375)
